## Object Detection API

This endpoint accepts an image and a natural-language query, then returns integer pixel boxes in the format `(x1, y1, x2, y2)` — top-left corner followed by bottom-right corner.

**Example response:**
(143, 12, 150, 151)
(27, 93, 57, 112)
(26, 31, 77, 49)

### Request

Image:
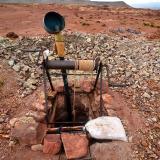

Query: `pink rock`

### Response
(43, 134, 62, 154)
(11, 116, 39, 145)
(61, 133, 89, 159)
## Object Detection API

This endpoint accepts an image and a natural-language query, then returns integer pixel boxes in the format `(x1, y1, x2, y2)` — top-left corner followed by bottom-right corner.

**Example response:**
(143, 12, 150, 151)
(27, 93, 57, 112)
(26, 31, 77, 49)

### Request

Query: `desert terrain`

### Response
(0, 3, 160, 39)
(0, 2, 160, 160)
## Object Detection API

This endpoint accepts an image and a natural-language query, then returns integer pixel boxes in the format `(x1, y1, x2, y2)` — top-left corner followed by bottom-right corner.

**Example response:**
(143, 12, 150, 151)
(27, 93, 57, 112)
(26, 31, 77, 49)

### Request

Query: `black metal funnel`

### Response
(43, 11, 65, 34)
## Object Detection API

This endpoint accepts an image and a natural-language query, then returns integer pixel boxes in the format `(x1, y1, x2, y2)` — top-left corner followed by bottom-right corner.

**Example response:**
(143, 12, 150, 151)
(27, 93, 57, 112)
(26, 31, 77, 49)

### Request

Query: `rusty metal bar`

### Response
(47, 59, 75, 70)
(46, 59, 99, 71)
(47, 126, 84, 132)
(51, 73, 97, 76)
(48, 122, 86, 124)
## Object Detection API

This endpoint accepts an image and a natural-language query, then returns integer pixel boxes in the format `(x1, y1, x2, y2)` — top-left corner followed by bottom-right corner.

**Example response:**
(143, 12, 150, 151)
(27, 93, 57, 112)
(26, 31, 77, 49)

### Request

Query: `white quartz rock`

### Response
(85, 116, 127, 142)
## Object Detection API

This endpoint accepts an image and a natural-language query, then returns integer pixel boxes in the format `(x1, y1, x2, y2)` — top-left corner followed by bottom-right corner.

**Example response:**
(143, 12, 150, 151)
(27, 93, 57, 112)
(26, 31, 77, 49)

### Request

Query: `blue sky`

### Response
(91, 0, 160, 4)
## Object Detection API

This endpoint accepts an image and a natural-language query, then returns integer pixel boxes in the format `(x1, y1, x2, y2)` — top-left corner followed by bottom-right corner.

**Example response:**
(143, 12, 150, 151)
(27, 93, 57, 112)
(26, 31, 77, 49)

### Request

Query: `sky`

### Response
(91, 0, 160, 4)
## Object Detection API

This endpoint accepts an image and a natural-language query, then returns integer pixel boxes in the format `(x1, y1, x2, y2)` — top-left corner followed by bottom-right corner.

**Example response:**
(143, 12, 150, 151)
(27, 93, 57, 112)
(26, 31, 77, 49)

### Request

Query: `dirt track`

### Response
(0, 4, 160, 39)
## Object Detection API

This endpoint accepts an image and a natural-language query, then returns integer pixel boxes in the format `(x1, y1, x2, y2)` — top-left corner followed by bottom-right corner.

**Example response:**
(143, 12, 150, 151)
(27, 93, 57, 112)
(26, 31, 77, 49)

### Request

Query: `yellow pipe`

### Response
(54, 33, 65, 58)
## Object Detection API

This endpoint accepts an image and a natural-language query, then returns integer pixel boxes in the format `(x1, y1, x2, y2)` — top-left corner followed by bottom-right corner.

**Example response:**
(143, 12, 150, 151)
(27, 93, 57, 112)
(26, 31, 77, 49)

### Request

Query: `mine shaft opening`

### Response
(48, 92, 90, 128)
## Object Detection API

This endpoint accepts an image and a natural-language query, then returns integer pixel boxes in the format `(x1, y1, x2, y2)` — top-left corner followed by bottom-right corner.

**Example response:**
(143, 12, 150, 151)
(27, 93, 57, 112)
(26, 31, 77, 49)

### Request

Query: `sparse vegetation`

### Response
(143, 22, 160, 28)
(81, 22, 90, 26)
(143, 22, 151, 26)
(0, 79, 4, 88)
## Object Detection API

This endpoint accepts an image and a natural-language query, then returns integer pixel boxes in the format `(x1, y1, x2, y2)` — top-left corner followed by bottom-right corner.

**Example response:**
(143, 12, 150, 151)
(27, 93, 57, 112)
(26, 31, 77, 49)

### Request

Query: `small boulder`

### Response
(61, 133, 89, 159)
(31, 144, 43, 151)
(11, 116, 39, 145)
(8, 59, 15, 67)
(43, 134, 62, 154)
(6, 32, 19, 39)
(12, 64, 21, 72)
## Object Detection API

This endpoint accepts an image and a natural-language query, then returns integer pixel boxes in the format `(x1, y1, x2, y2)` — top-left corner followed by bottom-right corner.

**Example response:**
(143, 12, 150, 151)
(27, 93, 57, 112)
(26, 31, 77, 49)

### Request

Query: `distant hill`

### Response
(130, 2, 160, 9)
(89, 1, 130, 7)
(0, 0, 131, 7)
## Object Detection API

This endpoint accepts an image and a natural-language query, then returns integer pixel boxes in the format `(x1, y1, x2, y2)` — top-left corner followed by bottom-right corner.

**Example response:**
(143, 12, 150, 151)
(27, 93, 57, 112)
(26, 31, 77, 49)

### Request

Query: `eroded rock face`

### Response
(10, 116, 39, 145)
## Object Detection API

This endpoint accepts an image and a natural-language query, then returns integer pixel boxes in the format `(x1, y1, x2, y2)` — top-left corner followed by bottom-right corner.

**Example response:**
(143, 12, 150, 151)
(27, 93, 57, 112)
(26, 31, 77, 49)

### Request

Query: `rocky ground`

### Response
(0, 4, 160, 39)
(0, 3, 160, 160)
(0, 31, 159, 159)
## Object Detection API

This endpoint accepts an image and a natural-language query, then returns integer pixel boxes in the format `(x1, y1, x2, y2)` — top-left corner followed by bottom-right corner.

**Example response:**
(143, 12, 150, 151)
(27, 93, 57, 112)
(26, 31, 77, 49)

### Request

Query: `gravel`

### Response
(0, 117, 5, 123)
(8, 59, 15, 66)
(0, 32, 159, 159)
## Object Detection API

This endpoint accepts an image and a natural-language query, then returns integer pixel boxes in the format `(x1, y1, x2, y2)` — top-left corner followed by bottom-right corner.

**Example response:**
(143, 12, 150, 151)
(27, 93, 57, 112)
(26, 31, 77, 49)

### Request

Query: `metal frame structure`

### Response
(42, 56, 106, 124)
(42, 55, 106, 160)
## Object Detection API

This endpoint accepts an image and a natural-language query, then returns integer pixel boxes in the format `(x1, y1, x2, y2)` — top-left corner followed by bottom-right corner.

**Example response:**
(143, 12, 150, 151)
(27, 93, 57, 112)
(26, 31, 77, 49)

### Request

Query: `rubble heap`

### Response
(9, 77, 112, 159)
(0, 32, 159, 159)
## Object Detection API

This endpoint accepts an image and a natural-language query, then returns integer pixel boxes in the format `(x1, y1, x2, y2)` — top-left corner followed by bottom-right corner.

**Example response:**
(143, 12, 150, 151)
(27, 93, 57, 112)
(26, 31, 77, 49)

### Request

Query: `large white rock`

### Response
(85, 116, 127, 142)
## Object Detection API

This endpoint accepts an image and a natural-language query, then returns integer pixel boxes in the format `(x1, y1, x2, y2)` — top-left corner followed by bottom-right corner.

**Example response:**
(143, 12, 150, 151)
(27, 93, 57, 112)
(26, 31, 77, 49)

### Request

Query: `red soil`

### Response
(0, 4, 160, 39)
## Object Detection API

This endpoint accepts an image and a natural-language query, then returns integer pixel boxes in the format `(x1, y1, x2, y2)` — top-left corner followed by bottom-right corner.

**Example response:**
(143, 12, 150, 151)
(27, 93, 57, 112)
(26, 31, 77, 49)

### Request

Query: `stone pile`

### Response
(0, 33, 159, 98)
(9, 78, 113, 159)
(0, 31, 159, 159)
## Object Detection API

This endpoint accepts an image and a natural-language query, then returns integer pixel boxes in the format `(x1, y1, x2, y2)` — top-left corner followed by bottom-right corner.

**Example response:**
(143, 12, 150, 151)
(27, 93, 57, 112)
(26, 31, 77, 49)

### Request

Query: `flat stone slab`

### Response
(61, 132, 89, 159)
(43, 134, 62, 154)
